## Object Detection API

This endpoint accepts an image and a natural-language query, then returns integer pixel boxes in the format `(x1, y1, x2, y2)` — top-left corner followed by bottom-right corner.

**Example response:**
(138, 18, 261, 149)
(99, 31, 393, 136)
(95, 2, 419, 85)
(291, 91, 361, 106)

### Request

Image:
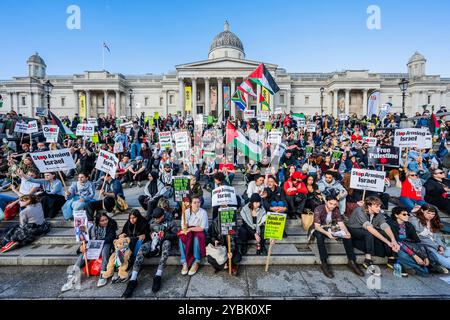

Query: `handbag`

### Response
(115, 195, 129, 212)
(301, 209, 314, 231)
(83, 257, 103, 276)
(206, 243, 227, 265)
(4, 202, 20, 221)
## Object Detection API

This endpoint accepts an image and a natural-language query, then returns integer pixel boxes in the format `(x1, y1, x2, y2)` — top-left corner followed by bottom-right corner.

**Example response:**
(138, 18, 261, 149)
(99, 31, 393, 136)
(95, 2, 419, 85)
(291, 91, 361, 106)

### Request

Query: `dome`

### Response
(408, 51, 426, 64)
(209, 21, 245, 56)
(27, 52, 46, 66)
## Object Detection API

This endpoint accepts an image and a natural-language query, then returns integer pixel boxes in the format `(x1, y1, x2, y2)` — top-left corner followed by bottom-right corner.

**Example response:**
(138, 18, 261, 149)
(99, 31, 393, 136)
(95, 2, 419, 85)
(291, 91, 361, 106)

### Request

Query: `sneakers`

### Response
(386, 258, 396, 270)
(181, 264, 189, 276)
(152, 275, 162, 293)
(363, 259, 374, 270)
(435, 265, 449, 274)
(122, 280, 137, 298)
(97, 275, 108, 287)
(1, 241, 18, 253)
(188, 262, 200, 276)
(61, 275, 76, 292)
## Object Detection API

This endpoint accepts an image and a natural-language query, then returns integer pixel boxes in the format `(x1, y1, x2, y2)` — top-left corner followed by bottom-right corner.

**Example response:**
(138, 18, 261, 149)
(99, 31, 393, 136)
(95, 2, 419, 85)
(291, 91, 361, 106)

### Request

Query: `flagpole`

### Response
(102, 42, 105, 71)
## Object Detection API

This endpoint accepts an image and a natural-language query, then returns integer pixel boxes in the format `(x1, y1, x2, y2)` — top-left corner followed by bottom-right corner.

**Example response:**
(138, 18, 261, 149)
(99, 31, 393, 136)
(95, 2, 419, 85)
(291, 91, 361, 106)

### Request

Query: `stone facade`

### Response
(1, 23, 449, 119)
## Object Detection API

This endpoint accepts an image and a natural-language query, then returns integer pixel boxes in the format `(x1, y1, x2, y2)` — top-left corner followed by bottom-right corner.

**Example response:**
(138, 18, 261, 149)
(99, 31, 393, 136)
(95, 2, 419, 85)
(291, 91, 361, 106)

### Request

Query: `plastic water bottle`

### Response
(393, 262, 402, 278)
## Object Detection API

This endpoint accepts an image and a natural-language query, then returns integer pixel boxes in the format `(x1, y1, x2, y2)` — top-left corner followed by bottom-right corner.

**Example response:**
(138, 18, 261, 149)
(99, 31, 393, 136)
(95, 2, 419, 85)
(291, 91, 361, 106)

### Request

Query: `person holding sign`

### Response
(62, 172, 96, 221)
(311, 192, 364, 278)
(238, 194, 268, 255)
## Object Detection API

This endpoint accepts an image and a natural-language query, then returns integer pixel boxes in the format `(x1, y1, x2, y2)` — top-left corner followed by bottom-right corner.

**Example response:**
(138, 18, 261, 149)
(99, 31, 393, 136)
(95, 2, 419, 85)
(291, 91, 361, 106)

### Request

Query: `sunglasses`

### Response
(400, 213, 411, 217)
(409, 174, 417, 177)
(434, 171, 444, 174)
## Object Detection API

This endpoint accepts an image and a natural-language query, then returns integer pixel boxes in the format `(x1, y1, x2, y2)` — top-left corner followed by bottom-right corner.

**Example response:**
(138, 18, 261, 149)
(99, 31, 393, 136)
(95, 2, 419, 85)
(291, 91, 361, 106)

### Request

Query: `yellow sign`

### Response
(261, 87, 270, 111)
(264, 213, 287, 241)
(149, 116, 154, 125)
(154, 112, 159, 120)
(91, 133, 99, 143)
(185, 86, 192, 112)
(79, 95, 87, 119)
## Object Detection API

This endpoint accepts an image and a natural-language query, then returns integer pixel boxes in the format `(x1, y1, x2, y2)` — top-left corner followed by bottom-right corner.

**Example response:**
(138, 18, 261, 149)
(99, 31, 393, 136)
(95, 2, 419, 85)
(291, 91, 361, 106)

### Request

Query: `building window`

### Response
(22, 96, 26, 106)
(170, 95, 174, 104)
(61, 97, 65, 106)
(159, 97, 163, 106)
(280, 94, 285, 104)
(304, 96, 309, 105)
(145, 97, 149, 106)
(428, 95, 431, 104)
(388, 96, 393, 103)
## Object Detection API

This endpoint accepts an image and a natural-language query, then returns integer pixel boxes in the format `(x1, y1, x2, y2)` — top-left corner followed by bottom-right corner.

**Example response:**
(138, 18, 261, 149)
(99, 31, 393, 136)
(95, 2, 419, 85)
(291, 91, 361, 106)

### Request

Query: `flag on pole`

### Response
(238, 80, 257, 97)
(49, 111, 77, 140)
(367, 92, 380, 117)
(0, 95, 3, 109)
(429, 112, 439, 135)
(226, 121, 261, 161)
(292, 113, 305, 121)
(259, 94, 270, 111)
(231, 90, 247, 111)
(103, 42, 110, 52)
(248, 63, 280, 95)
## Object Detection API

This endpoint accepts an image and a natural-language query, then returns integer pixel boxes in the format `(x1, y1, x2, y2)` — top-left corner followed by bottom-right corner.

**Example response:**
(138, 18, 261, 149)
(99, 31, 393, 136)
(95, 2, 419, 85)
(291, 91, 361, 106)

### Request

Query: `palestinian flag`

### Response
(238, 80, 257, 97)
(231, 90, 247, 111)
(226, 121, 261, 161)
(259, 94, 270, 111)
(292, 113, 305, 121)
(248, 63, 280, 95)
(429, 112, 439, 135)
(49, 111, 77, 140)
(0, 95, 3, 108)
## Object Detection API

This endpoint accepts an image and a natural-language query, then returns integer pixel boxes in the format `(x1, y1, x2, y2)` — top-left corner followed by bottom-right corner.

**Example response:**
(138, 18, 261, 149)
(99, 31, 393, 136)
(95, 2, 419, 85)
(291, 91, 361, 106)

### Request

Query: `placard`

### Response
(350, 169, 386, 193)
(331, 150, 343, 164)
(95, 150, 119, 178)
(339, 114, 349, 121)
(174, 131, 190, 152)
(120, 121, 133, 135)
(87, 118, 98, 126)
(394, 128, 432, 149)
(297, 118, 307, 128)
(363, 137, 378, 147)
(30, 148, 76, 173)
(368, 146, 400, 167)
(244, 110, 255, 120)
(76, 124, 95, 137)
(259, 110, 270, 122)
(74, 210, 90, 243)
(306, 123, 317, 133)
(36, 107, 48, 117)
(159, 131, 173, 149)
(14, 121, 38, 134)
(267, 130, 282, 144)
(173, 176, 191, 202)
(305, 146, 314, 158)
(264, 213, 287, 241)
(42, 125, 59, 143)
(86, 240, 104, 260)
(219, 207, 238, 236)
(212, 186, 238, 207)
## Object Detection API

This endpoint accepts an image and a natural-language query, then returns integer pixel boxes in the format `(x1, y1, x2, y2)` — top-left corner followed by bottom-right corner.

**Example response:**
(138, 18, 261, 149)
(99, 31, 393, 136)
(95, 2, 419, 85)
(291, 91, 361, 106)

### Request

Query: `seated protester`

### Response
(219, 157, 236, 185)
(238, 194, 268, 255)
(117, 155, 133, 183)
(424, 168, 450, 213)
(184, 155, 201, 182)
(317, 171, 348, 215)
(244, 160, 260, 184)
(246, 174, 266, 202)
(408, 155, 431, 182)
(119, 209, 149, 260)
(263, 176, 288, 215)
(305, 175, 324, 212)
(76, 147, 96, 174)
(211, 172, 231, 220)
(122, 208, 178, 297)
(399, 171, 427, 212)
(160, 163, 174, 191)
(301, 157, 320, 180)
(319, 155, 334, 174)
(125, 156, 147, 188)
(312, 192, 364, 278)
(139, 143, 152, 173)
(150, 143, 163, 170)
(283, 171, 308, 219)
(189, 175, 204, 207)
(208, 215, 242, 275)
(410, 204, 450, 272)
(0, 195, 50, 253)
(62, 172, 96, 221)
(62, 213, 118, 291)
(0, 168, 40, 211)
(19, 171, 65, 219)
(203, 157, 218, 191)
(86, 174, 124, 222)
(388, 207, 430, 276)
(346, 196, 400, 273)
(178, 197, 208, 276)
(278, 150, 297, 184)
(138, 171, 168, 219)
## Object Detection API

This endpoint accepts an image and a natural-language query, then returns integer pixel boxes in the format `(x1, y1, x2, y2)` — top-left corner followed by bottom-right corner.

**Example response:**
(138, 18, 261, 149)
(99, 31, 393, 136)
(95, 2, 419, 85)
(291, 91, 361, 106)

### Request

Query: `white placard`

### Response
(297, 118, 307, 128)
(306, 123, 317, 133)
(273, 107, 282, 115)
(74, 210, 90, 243)
(244, 110, 255, 120)
(87, 118, 98, 126)
(259, 110, 270, 122)
(42, 125, 59, 143)
(212, 186, 238, 207)
(76, 124, 95, 137)
(339, 114, 349, 121)
(30, 148, 76, 173)
(86, 240, 105, 260)
(95, 150, 119, 178)
(14, 120, 38, 134)
(363, 137, 378, 147)
(159, 131, 173, 149)
(174, 131, 190, 152)
(350, 169, 386, 193)
(268, 130, 282, 144)
(195, 114, 204, 125)
(394, 128, 432, 149)
(120, 121, 133, 135)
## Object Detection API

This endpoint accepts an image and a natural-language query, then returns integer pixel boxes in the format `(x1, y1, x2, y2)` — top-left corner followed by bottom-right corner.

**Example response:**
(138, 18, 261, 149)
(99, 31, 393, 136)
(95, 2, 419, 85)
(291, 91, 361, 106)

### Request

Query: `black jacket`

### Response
(424, 178, 450, 209)
(388, 220, 421, 244)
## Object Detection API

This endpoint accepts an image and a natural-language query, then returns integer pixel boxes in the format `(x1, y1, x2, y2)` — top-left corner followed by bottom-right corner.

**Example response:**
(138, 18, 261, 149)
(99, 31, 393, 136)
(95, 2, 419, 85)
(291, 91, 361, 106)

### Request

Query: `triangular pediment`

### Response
(176, 58, 278, 71)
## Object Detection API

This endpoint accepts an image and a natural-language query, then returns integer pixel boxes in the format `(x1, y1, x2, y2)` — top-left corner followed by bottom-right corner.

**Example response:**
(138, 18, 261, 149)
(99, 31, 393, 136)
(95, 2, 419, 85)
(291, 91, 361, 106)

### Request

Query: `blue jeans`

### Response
(130, 142, 141, 160)
(62, 196, 93, 220)
(430, 247, 450, 269)
(179, 236, 201, 265)
(397, 250, 429, 276)
(133, 240, 144, 257)
(0, 194, 18, 211)
(399, 197, 426, 212)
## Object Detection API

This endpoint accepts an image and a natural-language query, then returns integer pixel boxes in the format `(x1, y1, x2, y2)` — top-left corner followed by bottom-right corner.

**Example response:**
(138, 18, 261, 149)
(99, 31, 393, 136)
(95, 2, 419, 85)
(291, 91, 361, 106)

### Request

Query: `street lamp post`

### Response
(128, 88, 134, 120)
(320, 87, 324, 116)
(43, 80, 53, 115)
(399, 78, 409, 116)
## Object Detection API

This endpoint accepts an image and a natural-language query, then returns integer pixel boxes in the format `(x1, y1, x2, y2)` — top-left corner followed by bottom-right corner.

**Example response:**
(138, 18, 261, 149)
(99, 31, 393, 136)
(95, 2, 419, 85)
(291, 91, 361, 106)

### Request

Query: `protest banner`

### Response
(42, 125, 59, 143)
(195, 114, 204, 125)
(339, 114, 349, 121)
(87, 118, 98, 126)
(297, 118, 307, 128)
(331, 150, 343, 164)
(273, 107, 282, 115)
(154, 112, 159, 120)
(14, 120, 38, 134)
(202, 135, 216, 152)
(305, 146, 314, 158)
(91, 133, 99, 144)
(74, 210, 90, 276)
(394, 128, 432, 149)
(306, 122, 317, 133)
(120, 121, 133, 135)
(31, 148, 76, 173)
(76, 124, 95, 137)
(267, 130, 282, 144)
(36, 107, 48, 117)
(219, 207, 238, 275)
(368, 146, 400, 167)
(264, 212, 287, 272)
(159, 131, 173, 149)
(259, 110, 270, 122)
(244, 109, 255, 120)
(174, 131, 190, 152)
(203, 151, 216, 158)
(173, 176, 191, 202)
(363, 137, 378, 147)
(350, 168, 386, 194)
(86, 240, 105, 260)
(212, 186, 238, 207)
(95, 150, 119, 178)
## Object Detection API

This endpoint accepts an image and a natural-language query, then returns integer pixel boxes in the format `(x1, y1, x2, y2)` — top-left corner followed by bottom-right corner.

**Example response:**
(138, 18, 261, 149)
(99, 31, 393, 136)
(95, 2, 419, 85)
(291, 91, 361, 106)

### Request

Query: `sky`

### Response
(1, 0, 449, 79)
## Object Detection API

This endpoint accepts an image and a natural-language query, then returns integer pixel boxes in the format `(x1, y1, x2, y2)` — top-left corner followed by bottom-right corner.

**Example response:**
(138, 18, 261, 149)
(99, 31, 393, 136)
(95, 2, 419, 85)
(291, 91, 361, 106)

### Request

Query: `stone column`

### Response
(333, 90, 338, 117)
(178, 78, 185, 116)
(85, 90, 91, 118)
(28, 93, 33, 117)
(230, 77, 236, 118)
(103, 91, 108, 116)
(327, 91, 333, 115)
(344, 89, 350, 115)
(165, 90, 169, 116)
(10, 93, 14, 111)
(192, 77, 197, 117)
(440, 91, 445, 107)
(286, 89, 291, 113)
(362, 89, 368, 116)
(218, 78, 223, 121)
(16, 93, 20, 113)
(115, 91, 120, 117)
(204, 78, 210, 116)
(73, 91, 79, 116)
